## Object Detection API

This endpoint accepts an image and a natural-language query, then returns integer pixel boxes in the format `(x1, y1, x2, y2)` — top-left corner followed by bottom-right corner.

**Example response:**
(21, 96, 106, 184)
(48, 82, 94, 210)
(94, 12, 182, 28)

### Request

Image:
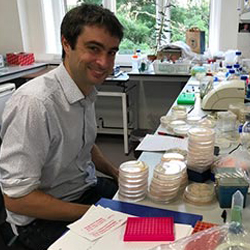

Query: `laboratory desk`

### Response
(114, 76, 250, 230)
(0, 63, 48, 83)
(96, 72, 137, 154)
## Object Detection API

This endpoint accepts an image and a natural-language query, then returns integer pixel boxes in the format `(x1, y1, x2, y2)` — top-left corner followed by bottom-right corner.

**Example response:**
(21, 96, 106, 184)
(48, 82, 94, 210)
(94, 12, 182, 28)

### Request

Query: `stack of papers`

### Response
(48, 205, 193, 250)
(135, 134, 188, 152)
(68, 205, 127, 241)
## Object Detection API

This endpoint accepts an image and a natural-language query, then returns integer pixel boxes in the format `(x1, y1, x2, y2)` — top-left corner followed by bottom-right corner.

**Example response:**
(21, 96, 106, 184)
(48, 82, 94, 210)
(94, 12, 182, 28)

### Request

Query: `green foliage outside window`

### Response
(74, 0, 210, 55)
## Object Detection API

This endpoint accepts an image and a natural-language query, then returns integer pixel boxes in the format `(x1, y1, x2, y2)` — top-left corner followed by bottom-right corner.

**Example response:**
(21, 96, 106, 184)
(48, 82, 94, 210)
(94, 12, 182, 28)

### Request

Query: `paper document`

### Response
(91, 223, 192, 250)
(136, 134, 188, 152)
(48, 205, 193, 250)
(67, 205, 127, 241)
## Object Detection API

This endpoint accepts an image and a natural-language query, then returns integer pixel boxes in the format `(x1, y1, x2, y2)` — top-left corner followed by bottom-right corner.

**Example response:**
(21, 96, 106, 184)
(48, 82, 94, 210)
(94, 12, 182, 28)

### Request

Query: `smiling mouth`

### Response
(90, 68, 108, 79)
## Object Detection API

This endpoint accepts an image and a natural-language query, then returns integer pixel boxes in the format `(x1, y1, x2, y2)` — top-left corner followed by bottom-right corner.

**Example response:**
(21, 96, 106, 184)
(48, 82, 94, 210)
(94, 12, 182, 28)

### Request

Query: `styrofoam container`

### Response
(153, 60, 190, 75)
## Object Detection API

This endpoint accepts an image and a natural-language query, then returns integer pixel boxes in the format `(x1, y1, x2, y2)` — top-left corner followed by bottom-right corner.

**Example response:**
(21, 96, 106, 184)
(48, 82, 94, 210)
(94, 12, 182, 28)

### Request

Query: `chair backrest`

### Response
(0, 187, 8, 249)
(0, 187, 6, 226)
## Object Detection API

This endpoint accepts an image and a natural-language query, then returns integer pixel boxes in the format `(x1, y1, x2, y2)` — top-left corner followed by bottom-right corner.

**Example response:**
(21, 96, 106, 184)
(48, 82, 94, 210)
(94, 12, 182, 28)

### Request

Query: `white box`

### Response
(0, 55, 4, 68)
(153, 60, 190, 75)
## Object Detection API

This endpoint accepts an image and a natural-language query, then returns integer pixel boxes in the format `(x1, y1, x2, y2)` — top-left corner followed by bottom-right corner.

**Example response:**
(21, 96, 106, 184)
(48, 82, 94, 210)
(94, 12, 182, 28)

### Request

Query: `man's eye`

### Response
(89, 46, 99, 52)
(109, 51, 117, 56)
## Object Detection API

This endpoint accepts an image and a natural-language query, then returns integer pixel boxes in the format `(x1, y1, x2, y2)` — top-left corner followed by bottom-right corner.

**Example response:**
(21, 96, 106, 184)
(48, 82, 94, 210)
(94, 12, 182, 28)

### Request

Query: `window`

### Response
(65, 0, 210, 56)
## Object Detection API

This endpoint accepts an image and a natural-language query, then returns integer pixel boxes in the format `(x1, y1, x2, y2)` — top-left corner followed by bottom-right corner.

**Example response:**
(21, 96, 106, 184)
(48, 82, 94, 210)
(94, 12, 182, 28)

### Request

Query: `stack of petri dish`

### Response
(149, 160, 183, 203)
(161, 153, 188, 191)
(183, 183, 215, 205)
(119, 160, 148, 202)
(187, 127, 215, 172)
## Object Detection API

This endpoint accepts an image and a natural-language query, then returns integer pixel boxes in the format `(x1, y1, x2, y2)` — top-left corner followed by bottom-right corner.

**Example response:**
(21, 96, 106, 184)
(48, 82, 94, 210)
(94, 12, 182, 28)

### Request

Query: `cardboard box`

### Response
(186, 28, 205, 54)
(6, 52, 35, 66)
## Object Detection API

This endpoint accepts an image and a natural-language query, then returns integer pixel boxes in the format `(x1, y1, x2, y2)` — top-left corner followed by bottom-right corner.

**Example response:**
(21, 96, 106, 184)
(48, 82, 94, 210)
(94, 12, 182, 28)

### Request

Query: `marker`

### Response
(158, 131, 184, 139)
(188, 106, 194, 114)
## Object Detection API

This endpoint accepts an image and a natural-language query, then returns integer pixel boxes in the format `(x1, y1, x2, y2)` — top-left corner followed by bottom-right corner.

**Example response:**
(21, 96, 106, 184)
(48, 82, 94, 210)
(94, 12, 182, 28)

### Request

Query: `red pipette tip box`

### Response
(123, 217, 175, 242)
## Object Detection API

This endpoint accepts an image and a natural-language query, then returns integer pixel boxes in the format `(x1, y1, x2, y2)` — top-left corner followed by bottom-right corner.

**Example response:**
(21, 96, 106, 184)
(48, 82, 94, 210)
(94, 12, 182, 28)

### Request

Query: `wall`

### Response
(0, 0, 23, 54)
(0, 0, 248, 58)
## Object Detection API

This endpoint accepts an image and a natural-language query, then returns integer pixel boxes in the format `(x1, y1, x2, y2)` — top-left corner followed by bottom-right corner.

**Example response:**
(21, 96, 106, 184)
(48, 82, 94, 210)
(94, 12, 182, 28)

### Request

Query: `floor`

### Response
(95, 134, 137, 169)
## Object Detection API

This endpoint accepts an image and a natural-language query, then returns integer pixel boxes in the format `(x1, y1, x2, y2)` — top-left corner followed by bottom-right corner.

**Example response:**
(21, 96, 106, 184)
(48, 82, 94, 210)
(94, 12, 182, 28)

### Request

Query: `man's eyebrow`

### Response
(85, 41, 119, 51)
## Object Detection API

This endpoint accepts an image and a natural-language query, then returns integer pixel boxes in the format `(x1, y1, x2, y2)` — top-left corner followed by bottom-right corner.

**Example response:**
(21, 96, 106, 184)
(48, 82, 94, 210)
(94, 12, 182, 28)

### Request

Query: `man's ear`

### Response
(61, 36, 71, 55)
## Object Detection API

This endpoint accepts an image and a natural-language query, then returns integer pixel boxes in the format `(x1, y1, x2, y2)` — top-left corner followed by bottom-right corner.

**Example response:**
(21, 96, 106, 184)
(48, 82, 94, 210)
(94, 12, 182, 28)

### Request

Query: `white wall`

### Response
(218, 0, 239, 51)
(0, 0, 249, 59)
(0, 0, 23, 54)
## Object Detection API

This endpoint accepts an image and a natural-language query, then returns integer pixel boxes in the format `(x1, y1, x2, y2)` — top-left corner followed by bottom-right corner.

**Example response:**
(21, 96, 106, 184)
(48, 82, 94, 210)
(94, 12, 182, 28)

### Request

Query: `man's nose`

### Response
(96, 53, 112, 68)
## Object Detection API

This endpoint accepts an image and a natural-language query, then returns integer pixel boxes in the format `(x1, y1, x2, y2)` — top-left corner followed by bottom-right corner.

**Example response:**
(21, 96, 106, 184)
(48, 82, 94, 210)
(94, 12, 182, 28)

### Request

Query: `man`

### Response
(0, 4, 123, 250)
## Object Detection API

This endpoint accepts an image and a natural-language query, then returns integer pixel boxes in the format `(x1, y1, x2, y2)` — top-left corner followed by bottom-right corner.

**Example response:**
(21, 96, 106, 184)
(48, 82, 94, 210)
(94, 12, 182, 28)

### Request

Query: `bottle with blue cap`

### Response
(235, 51, 242, 65)
(225, 65, 233, 78)
(227, 69, 238, 80)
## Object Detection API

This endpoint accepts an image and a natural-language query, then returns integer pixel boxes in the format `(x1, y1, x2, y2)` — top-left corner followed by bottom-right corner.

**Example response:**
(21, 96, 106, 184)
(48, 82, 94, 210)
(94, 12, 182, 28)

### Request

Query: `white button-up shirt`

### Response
(0, 63, 97, 226)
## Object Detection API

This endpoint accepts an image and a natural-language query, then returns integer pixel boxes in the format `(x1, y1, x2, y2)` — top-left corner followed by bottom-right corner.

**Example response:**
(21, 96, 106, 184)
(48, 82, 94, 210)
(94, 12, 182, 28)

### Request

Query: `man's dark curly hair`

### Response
(61, 4, 124, 59)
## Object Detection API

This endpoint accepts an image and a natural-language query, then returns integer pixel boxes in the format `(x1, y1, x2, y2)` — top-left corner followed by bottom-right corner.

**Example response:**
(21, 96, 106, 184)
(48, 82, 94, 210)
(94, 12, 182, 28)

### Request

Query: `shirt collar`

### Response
(55, 63, 97, 104)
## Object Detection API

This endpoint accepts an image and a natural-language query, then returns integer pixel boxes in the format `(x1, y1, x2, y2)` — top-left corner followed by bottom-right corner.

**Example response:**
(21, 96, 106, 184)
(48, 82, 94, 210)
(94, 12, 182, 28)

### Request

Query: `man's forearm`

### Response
(4, 190, 90, 222)
(91, 144, 119, 182)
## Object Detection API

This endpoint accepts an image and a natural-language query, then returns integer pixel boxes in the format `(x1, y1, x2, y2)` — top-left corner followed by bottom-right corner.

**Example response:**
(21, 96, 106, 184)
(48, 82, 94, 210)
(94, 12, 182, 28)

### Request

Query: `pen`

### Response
(158, 131, 184, 139)
(188, 106, 194, 114)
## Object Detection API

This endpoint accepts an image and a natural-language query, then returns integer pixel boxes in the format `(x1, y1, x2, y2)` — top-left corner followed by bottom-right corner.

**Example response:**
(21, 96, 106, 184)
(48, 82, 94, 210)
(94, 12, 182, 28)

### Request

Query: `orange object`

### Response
(6, 52, 35, 66)
(192, 221, 218, 234)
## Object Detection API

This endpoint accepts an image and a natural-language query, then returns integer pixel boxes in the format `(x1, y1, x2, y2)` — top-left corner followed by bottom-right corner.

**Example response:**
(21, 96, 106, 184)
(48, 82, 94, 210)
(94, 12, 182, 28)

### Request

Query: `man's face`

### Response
(62, 25, 120, 94)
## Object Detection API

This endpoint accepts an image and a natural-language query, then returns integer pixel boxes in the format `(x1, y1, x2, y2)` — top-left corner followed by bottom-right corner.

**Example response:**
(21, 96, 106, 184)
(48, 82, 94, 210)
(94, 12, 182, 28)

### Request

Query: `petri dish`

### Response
(186, 116, 202, 125)
(119, 161, 148, 177)
(161, 153, 185, 162)
(183, 183, 215, 205)
(160, 115, 173, 128)
(173, 125, 191, 136)
(188, 127, 215, 141)
(154, 161, 183, 179)
(168, 120, 187, 130)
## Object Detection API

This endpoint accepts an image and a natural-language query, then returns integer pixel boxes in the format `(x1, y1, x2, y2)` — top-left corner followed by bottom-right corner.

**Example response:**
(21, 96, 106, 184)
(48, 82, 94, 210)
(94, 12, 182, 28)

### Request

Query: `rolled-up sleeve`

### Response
(0, 94, 50, 198)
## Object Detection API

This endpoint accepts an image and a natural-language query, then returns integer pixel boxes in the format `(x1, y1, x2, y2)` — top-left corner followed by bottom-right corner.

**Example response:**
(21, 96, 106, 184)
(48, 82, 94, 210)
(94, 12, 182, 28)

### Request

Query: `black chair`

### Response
(0, 188, 27, 250)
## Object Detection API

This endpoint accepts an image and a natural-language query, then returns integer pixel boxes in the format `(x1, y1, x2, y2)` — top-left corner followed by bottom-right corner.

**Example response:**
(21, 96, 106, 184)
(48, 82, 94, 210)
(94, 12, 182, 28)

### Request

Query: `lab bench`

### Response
(0, 63, 190, 155)
(114, 76, 250, 229)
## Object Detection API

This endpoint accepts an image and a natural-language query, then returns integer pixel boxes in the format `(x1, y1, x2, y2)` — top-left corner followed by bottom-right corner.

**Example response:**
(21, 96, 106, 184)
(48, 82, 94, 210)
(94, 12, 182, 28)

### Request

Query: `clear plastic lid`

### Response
(119, 161, 148, 175)
(160, 115, 174, 127)
(183, 183, 215, 205)
(172, 105, 187, 112)
(154, 161, 183, 177)
(186, 116, 202, 125)
(173, 125, 191, 136)
(161, 153, 185, 162)
(188, 127, 215, 141)
(168, 120, 187, 130)
(150, 179, 181, 191)
(171, 110, 187, 120)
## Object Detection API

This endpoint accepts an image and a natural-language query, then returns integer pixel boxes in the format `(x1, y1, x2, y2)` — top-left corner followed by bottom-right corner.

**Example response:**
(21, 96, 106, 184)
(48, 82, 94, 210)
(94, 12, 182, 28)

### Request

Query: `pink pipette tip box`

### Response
(123, 217, 175, 241)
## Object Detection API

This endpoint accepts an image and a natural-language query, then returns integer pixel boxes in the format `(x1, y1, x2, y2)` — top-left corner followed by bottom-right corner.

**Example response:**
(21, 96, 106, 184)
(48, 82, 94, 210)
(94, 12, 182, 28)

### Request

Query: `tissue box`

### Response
(6, 52, 35, 66)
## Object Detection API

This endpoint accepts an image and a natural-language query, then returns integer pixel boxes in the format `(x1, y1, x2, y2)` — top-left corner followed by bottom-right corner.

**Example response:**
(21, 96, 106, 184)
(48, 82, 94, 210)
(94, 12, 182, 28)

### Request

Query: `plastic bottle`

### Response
(231, 190, 244, 224)
(227, 69, 238, 80)
(235, 51, 242, 65)
(131, 54, 139, 73)
(240, 113, 250, 151)
(234, 64, 240, 76)
(136, 49, 142, 71)
(225, 65, 233, 78)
